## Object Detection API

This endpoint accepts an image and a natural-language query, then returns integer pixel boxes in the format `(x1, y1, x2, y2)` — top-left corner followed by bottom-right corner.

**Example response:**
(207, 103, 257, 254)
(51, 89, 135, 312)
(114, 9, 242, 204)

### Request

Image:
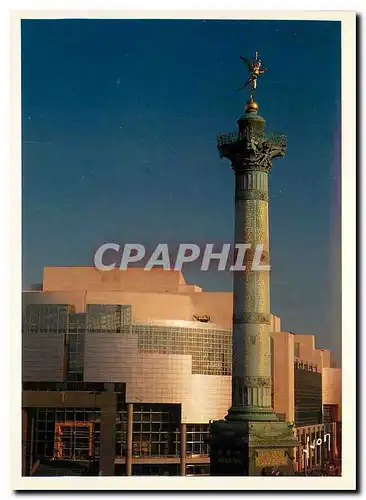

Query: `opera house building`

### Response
(22, 267, 341, 476)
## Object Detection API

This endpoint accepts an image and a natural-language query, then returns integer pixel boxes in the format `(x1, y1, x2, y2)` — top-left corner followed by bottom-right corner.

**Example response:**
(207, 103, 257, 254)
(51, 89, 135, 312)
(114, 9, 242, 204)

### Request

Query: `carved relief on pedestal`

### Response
(250, 423, 296, 442)
(255, 450, 287, 467)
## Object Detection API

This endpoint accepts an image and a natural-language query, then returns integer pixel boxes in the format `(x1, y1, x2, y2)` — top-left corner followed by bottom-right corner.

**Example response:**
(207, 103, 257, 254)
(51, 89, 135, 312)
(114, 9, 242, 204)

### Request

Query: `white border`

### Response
(8, 7, 356, 492)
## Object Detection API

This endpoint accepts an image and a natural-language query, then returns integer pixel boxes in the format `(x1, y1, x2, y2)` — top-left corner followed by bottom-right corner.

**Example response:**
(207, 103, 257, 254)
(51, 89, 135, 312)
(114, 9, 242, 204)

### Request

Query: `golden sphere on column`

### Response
(245, 98, 259, 113)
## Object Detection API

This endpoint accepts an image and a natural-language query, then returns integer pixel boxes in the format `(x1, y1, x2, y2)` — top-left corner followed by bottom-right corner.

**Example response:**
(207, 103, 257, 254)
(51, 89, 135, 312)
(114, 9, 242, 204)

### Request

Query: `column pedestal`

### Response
(210, 419, 296, 476)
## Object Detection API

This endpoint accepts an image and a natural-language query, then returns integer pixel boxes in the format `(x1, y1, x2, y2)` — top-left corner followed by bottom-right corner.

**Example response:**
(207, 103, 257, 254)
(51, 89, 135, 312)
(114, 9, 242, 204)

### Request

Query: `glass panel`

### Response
(86, 304, 131, 332)
(150, 443, 159, 456)
(24, 304, 74, 333)
(135, 325, 232, 375)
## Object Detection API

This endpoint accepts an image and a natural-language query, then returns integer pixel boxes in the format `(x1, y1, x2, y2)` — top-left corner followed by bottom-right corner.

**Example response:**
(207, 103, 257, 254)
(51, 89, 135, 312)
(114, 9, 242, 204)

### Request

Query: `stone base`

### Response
(209, 419, 299, 476)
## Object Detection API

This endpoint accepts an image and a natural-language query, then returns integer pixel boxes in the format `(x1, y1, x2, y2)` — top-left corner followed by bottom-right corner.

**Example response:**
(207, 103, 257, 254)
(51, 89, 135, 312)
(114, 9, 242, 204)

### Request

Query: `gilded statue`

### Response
(237, 51, 267, 97)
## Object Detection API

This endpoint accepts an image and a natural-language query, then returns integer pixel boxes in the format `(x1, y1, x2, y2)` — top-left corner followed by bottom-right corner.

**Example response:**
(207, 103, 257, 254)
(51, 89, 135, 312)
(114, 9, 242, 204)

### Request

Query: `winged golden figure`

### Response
(237, 52, 267, 94)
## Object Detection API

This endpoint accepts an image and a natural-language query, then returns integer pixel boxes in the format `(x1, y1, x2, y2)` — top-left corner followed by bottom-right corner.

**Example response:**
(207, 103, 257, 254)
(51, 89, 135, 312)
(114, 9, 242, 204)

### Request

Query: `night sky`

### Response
(21, 19, 341, 363)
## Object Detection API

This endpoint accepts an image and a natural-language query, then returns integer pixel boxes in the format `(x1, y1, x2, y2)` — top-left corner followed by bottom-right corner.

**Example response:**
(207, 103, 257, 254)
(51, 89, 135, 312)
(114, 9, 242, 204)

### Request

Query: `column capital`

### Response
(218, 130, 287, 174)
(231, 134, 287, 174)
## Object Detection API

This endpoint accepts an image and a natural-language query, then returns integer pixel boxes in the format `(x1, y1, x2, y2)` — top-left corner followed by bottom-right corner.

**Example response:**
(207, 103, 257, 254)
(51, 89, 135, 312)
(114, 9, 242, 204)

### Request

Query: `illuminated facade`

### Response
(22, 266, 341, 476)
(270, 331, 341, 473)
(22, 267, 233, 476)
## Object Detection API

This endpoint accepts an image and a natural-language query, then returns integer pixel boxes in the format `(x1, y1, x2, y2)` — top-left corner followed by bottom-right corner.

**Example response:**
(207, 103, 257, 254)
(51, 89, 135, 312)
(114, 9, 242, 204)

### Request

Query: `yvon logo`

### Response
(302, 433, 331, 458)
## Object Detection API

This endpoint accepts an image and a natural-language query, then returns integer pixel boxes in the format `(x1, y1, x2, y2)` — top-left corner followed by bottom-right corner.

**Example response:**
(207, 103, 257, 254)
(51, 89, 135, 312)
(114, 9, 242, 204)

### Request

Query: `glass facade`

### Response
(30, 407, 101, 461)
(27, 402, 211, 475)
(294, 364, 322, 426)
(135, 324, 232, 376)
(115, 407, 210, 459)
(86, 304, 132, 332)
(24, 304, 74, 333)
(26, 401, 218, 477)
(186, 424, 209, 455)
(116, 403, 181, 459)
(132, 404, 180, 458)
(67, 313, 86, 381)
(23, 301, 232, 475)
(23, 304, 132, 335)
(115, 400, 127, 458)
(23, 304, 232, 379)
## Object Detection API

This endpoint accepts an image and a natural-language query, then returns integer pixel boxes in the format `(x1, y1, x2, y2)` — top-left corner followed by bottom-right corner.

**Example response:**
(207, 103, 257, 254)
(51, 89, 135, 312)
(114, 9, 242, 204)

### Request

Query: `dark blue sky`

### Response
(21, 19, 341, 362)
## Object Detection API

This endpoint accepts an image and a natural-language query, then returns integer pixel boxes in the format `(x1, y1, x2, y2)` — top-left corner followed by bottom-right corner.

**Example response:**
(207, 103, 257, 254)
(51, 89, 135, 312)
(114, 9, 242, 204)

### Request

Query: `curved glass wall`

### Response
(134, 323, 232, 376)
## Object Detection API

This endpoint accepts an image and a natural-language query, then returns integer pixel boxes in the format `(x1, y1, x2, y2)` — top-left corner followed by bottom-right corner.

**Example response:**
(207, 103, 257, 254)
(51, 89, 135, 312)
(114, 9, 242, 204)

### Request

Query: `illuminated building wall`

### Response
(22, 267, 340, 476)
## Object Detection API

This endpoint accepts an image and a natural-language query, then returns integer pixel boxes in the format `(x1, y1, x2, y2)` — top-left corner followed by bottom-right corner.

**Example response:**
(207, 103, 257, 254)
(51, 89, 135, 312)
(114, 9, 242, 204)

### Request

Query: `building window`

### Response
(86, 304, 131, 333)
(115, 405, 127, 458)
(294, 366, 323, 427)
(186, 424, 210, 456)
(135, 324, 232, 376)
(67, 313, 86, 381)
(24, 304, 74, 333)
(128, 404, 180, 458)
(30, 407, 101, 461)
(294, 342, 300, 358)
